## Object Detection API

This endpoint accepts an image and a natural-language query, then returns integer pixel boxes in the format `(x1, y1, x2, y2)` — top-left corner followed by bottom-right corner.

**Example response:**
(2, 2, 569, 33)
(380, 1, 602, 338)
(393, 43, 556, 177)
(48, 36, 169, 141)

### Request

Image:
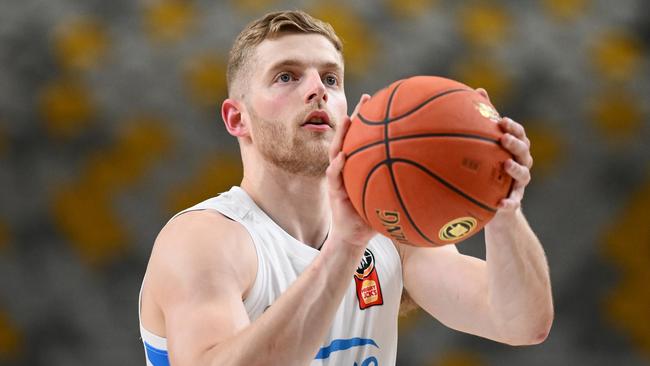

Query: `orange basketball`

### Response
(342, 76, 513, 246)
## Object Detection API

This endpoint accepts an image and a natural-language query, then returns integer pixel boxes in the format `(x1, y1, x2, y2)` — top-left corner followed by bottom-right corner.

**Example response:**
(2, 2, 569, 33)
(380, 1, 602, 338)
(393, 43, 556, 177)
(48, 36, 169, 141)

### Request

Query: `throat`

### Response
(316, 230, 329, 251)
(240, 177, 331, 249)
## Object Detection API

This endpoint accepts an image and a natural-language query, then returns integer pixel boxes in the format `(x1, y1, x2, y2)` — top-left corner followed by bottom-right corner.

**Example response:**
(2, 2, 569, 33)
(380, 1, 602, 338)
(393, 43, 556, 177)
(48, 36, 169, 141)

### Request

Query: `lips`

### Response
(302, 110, 332, 128)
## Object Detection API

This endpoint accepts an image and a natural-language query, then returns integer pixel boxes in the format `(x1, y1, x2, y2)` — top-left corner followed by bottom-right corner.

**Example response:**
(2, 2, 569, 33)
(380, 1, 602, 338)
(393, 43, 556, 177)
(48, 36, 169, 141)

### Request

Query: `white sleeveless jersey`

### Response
(139, 186, 403, 366)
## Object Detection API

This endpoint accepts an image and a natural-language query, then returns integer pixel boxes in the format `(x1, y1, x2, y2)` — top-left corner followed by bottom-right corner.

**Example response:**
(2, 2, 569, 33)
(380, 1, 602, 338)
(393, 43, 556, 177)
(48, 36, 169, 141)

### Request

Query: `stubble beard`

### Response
(250, 107, 336, 178)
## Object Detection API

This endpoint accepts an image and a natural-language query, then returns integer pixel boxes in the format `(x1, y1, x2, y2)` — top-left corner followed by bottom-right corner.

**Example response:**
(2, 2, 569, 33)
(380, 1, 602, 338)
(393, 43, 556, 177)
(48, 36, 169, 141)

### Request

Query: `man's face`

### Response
(244, 33, 347, 177)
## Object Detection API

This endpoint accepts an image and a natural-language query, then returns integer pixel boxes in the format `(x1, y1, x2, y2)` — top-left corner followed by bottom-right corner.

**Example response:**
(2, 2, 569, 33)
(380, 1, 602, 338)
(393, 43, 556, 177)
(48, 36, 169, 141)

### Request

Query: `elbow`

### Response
(509, 311, 554, 346)
(495, 302, 554, 346)
(523, 319, 552, 345)
(529, 303, 555, 345)
(535, 312, 554, 344)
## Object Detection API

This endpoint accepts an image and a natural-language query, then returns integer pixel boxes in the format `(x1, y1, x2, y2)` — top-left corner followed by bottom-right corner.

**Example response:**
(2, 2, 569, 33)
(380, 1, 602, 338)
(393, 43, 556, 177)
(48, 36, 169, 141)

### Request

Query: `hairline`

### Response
(229, 31, 344, 100)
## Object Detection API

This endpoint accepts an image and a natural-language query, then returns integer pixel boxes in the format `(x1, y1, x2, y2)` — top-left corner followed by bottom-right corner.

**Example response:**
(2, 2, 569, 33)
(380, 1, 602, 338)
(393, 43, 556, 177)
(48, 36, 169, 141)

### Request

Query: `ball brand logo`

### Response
(439, 217, 478, 241)
(474, 101, 500, 122)
(375, 209, 412, 245)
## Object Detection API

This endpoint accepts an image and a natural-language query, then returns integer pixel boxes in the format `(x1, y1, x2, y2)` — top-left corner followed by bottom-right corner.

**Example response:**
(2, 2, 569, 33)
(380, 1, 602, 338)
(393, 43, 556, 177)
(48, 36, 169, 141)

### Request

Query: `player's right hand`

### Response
(326, 94, 376, 250)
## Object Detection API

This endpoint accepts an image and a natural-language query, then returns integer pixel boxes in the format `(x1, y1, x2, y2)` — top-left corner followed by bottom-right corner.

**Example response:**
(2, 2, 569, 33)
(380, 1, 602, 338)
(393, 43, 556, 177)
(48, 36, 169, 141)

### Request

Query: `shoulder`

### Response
(146, 209, 257, 305)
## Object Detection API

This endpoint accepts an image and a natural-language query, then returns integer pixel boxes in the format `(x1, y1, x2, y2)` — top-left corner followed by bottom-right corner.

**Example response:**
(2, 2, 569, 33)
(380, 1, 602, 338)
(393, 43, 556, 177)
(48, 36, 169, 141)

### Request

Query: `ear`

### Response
(221, 98, 249, 137)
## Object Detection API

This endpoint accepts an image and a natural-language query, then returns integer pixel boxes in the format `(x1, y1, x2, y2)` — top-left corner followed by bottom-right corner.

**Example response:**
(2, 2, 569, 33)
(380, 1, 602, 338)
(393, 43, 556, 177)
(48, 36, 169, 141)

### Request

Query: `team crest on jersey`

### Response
(354, 248, 383, 309)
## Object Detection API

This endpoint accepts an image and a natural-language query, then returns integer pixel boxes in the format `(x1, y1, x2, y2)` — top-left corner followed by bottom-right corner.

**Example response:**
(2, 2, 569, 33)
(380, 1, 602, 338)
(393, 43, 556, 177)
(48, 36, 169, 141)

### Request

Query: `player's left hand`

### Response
(475, 88, 532, 213)
(496, 116, 532, 212)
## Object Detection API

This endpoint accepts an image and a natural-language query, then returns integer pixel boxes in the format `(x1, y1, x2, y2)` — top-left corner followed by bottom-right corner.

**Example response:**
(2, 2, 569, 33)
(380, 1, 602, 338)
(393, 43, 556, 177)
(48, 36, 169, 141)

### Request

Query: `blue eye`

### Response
(324, 75, 338, 86)
(278, 73, 292, 82)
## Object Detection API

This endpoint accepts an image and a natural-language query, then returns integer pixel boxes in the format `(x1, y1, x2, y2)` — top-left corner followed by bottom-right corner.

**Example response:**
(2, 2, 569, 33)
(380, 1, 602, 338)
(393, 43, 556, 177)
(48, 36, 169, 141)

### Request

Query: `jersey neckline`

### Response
(230, 186, 327, 264)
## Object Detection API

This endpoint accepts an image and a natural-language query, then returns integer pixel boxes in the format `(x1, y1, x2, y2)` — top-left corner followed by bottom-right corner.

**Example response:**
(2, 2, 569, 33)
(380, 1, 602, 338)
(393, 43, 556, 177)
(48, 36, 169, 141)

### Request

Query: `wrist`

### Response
(321, 233, 368, 258)
(489, 208, 523, 229)
(315, 237, 367, 294)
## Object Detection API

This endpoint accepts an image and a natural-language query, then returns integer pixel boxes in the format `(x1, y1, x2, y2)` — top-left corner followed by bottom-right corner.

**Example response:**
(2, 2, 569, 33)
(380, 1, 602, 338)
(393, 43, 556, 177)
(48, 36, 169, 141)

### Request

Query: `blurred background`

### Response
(0, 0, 649, 365)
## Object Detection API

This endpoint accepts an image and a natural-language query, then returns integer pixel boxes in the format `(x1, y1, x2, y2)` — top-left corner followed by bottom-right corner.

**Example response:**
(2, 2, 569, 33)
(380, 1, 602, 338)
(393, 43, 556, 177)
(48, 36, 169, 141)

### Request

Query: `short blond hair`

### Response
(227, 10, 343, 97)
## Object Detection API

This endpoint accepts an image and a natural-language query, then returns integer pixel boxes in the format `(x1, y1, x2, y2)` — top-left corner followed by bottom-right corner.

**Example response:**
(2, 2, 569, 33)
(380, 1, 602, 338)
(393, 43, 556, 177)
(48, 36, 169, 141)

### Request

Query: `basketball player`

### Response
(139, 10, 553, 366)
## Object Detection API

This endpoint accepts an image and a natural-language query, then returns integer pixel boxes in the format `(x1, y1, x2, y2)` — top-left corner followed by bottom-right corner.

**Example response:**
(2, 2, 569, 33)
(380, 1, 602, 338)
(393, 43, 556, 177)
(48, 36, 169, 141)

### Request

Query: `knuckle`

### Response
(514, 166, 525, 179)
(515, 125, 525, 136)
(518, 137, 528, 147)
(504, 134, 514, 147)
(514, 139, 525, 152)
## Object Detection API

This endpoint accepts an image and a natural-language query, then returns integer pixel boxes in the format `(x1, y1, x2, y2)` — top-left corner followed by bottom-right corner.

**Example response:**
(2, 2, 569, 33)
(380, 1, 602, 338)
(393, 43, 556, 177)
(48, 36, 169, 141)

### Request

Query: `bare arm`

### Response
(401, 209, 552, 345)
(401, 112, 553, 345)
(484, 208, 553, 343)
(148, 210, 369, 366)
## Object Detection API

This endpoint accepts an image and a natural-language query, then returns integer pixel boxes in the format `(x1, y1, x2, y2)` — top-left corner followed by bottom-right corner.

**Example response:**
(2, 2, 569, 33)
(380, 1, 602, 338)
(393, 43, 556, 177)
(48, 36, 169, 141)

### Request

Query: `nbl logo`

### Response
(355, 249, 375, 280)
(354, 249, 383, 310)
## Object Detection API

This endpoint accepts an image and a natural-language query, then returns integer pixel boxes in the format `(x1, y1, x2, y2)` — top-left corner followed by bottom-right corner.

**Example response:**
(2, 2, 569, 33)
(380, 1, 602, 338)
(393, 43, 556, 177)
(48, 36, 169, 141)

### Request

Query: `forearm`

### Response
(484, 208, 553, 344)
(207, 239, 366, 366)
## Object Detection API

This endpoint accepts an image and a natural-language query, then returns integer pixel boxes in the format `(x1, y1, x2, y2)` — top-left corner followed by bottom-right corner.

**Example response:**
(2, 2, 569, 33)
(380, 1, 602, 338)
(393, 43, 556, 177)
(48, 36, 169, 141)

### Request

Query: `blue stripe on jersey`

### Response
(144, 341, 170, 366)
(314, 337, 379, 360)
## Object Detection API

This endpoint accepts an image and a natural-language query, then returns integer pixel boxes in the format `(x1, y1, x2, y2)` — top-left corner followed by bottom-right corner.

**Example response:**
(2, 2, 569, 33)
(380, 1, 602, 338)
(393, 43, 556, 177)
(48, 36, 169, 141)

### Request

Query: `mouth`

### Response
(301, 110, 333, 129)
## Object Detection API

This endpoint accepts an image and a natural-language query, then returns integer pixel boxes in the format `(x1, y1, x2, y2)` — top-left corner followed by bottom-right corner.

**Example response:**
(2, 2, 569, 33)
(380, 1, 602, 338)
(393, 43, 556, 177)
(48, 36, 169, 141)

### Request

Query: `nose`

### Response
(303, 70, 328, 104)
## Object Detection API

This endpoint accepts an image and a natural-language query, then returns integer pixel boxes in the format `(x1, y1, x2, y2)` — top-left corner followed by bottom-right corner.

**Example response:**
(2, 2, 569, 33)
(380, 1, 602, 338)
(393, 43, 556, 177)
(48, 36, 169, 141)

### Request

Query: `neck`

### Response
(240, 160, 330, 249)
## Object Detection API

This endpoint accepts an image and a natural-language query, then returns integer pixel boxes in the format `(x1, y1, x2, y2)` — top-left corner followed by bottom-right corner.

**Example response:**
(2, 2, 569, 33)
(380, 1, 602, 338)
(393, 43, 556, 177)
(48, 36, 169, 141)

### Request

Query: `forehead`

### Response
(253, 33, 343, 74)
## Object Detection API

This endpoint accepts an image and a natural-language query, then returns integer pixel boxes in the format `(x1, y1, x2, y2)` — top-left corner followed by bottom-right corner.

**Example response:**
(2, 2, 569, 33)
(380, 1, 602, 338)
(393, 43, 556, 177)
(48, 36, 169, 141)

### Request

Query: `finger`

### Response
(326, 152, 346, 197)
(476, 88, 490, 101)
(329, 117, 351, 161)
(351, 93, 371, 120)
(508, 182, 526, 201)
(498, 118, 529, 146)
(498, 197, 521, 211)
(501, 134, 533, 168)
(504, 159, 531, 186)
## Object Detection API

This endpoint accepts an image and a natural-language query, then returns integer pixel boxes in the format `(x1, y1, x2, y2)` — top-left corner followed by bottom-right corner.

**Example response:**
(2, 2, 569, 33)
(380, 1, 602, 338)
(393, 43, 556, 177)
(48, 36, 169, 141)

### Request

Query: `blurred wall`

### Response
(0, 0, 649, 365)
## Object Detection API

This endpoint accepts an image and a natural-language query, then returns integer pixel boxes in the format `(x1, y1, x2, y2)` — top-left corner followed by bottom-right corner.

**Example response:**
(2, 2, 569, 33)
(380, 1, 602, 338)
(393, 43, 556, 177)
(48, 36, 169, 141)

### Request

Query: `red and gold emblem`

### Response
(354, 249, 383, 309)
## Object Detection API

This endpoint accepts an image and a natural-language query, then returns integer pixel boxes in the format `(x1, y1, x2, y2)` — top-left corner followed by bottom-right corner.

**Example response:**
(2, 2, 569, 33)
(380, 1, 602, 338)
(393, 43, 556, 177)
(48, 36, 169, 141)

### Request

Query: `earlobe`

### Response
(222, 99, 249, 137)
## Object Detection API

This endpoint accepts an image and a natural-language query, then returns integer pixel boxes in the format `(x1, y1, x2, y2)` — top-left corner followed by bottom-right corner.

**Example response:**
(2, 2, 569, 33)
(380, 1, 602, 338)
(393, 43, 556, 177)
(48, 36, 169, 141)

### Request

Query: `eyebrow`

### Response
(266, 59, 344, 76)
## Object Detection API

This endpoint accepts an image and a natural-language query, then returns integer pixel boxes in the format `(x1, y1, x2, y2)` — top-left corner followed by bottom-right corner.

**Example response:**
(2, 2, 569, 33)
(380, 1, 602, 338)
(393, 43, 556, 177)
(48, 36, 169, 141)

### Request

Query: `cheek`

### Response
(251, 96, 276, 117)
(330, 92, 348, 120)
(252, 93, 295, 120)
